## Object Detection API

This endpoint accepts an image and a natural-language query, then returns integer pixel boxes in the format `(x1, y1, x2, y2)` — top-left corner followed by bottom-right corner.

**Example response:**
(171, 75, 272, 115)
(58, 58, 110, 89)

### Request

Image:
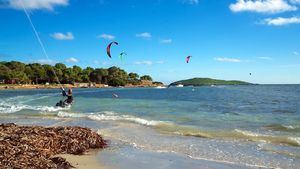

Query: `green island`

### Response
(170, 78, 252, 86)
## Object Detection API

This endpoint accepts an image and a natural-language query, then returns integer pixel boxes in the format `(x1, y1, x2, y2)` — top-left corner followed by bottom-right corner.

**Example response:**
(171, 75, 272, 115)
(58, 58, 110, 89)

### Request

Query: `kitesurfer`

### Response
(57, 87, 73, 107)
(112, 93, 119, 98)
(62, 87, 73, 104)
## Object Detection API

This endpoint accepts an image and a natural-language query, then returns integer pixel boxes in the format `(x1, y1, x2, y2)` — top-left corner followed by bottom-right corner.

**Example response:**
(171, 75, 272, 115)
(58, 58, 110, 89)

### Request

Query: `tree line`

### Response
(0, 61, 155, 86)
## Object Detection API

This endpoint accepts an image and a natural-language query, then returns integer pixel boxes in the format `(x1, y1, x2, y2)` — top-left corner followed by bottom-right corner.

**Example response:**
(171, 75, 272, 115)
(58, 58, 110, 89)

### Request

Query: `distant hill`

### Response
(170, 78, 251, 86)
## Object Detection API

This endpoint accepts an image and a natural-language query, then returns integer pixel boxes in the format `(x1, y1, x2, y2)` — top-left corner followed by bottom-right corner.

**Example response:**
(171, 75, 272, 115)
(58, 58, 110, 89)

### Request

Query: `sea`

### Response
(0, 85, 300, 169)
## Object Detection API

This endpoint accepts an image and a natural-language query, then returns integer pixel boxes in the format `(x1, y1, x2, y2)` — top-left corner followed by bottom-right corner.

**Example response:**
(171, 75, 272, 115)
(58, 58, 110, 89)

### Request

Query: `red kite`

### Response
(186, 56, 192, 63)
(107, 41, 119, 58)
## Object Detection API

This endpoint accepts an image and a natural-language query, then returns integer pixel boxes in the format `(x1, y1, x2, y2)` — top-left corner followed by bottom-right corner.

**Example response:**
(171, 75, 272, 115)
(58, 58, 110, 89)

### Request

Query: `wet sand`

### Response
(97, 145, 255, 169)
(60, 152, 109, 169)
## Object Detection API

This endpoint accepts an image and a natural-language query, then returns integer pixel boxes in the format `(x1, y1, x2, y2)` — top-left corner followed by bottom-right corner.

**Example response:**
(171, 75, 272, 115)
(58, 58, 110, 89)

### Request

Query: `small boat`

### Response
(156, 86, 167, 89)
(176, 84, 184, 88)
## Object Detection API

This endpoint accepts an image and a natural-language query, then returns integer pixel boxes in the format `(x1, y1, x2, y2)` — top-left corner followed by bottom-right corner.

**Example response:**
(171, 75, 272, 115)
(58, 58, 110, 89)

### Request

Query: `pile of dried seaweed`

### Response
(0, 123, 106, 169)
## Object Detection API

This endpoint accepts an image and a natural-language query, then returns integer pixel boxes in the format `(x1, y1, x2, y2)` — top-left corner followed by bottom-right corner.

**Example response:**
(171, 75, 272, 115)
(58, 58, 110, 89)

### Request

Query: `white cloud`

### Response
(97, 34, 115, 40)
(258, 56, 273, 60)
(136, 32, 152, 39)
(215, 57, 241, 63)
(229, 0, 297, 14)
(134, 61, 153, 65)
(36, 59, 57, 65)
(65, 57, 79, 63)
(183, 0, 199, 5)
(160, 39, 172, 44)
(293, 51, 299, 55)
(263, 16, 300, 26)
(290, 0, 300, 3)
(51, 32, 74, 40)
(3, 0, 69, 10)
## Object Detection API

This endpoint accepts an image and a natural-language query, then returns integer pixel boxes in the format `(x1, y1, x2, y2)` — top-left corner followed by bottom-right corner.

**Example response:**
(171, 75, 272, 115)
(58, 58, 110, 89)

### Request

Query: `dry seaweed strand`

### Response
(0, 123, 107, 169)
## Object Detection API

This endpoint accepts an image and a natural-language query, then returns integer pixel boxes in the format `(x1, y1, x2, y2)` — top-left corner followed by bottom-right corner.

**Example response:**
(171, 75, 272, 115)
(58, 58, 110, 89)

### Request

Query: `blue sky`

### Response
(0, 0, 300, 84)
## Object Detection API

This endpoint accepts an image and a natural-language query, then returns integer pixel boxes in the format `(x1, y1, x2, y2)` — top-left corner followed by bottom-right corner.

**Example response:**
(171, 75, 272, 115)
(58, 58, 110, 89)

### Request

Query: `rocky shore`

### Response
(0, 123, 107, 169)
(0, 81, 164, 90)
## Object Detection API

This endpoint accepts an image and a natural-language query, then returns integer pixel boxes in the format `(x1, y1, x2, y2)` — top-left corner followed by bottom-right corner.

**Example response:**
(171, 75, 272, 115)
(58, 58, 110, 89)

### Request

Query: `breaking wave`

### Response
(88, 112, 162, 126)
(264, 124, 300, 132)
(57, 111, 165, 126)
(55, 111, 300, 146)
(0, 101, 69, 114)
(0, 93, 65, 114)
(233, 129, 300, 147)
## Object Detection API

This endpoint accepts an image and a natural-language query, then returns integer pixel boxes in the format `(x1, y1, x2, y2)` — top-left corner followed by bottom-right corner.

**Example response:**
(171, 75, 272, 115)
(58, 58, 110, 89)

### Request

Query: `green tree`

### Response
(128, 72, 141, 85)
(54, 63, 66, 82)
(28, 63, 46, 84)
(14, 72, 29, 84)
(153, 81, 163, 85)
(107, 67, 128, 86)
(55, 68, 63, 82)
(43, 64, 56, 83)
(55, 63, 67, 71)
(0, 64, 11, 80)
(72, 65, 83, 82)
(90, 68, 108, 84)
(81, 67, 94, 83)
(0, 61, 156, 85)
(128, 73, 139, 81)
(140, 75, 152, 81)
(63, 68, 75, 84)
(5, 61, 26, 72)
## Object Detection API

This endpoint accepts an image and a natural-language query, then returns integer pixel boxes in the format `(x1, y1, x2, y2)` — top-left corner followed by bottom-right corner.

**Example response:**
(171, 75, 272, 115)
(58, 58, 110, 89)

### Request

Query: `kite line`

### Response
(20, 0, 62, 87)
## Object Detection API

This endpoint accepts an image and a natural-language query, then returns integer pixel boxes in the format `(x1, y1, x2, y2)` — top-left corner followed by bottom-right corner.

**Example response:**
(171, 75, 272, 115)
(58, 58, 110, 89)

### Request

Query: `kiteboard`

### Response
(56, 100, 73, 108)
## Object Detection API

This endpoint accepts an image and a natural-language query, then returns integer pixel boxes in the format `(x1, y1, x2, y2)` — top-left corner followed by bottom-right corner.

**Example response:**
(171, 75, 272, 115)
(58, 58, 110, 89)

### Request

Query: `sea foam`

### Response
(56, 111, 163, 126)
(0, 101, 68, 114)
(87, 112, 161, 126)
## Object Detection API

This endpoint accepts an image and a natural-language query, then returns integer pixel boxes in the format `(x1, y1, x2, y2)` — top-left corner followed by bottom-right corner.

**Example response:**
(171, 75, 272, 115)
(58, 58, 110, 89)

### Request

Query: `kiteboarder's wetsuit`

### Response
(62, 88, 73, 104)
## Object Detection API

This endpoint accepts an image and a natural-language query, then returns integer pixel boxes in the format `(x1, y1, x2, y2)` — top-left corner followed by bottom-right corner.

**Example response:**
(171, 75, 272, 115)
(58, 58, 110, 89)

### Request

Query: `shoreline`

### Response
(0, 84, 262, 90)
(0, 84, 163, 90)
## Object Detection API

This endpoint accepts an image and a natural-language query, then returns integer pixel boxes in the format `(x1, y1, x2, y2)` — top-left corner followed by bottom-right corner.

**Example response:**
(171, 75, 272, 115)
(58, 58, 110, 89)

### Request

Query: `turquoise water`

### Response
(1, 85, 300, 168)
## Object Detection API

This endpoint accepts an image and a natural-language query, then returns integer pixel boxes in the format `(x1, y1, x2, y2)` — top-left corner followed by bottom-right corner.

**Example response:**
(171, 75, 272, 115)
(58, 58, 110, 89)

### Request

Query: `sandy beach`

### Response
(60, 152, 109, 169)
